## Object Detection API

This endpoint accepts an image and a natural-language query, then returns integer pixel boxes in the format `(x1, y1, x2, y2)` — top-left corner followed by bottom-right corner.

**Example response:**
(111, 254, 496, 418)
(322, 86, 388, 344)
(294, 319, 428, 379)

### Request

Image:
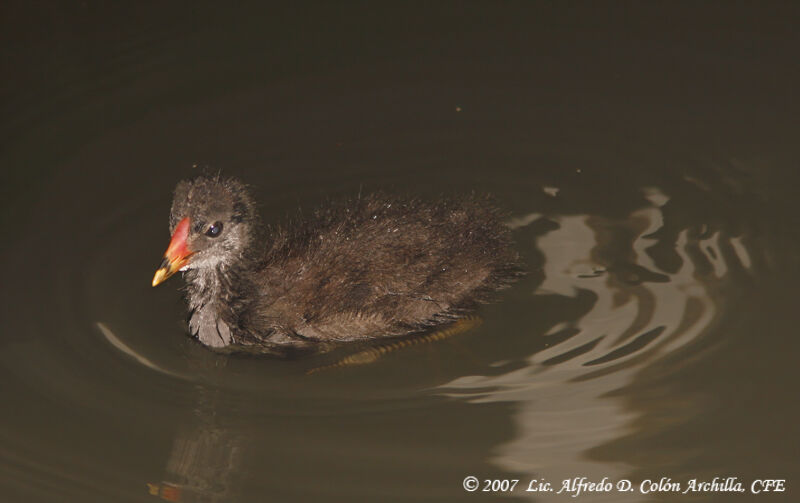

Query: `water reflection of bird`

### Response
(152, 176, 521, 355)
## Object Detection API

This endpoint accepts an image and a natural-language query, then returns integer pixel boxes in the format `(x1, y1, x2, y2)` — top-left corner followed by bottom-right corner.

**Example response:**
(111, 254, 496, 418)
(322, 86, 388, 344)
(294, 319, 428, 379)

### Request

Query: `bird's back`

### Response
(238, 193, 521, 345)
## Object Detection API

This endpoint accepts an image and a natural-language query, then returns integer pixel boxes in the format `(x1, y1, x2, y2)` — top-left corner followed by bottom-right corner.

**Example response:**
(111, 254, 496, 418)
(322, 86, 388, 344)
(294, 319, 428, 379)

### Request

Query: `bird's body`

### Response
(153, 177, 521, 355)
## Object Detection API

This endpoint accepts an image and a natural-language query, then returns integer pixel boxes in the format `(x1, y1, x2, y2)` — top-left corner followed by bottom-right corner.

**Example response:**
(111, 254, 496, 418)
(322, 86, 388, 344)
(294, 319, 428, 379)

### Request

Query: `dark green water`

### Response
(1, 3, 798, 502)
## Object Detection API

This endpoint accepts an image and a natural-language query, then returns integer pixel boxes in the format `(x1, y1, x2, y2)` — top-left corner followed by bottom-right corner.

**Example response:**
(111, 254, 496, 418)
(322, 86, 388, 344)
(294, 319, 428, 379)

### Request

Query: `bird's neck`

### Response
(184, 260, 251, 347)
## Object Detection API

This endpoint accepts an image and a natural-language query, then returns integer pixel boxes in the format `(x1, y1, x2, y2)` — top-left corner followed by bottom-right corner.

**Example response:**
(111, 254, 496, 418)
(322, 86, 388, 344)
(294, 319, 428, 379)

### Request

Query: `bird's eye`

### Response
(205, 221, 223, 237)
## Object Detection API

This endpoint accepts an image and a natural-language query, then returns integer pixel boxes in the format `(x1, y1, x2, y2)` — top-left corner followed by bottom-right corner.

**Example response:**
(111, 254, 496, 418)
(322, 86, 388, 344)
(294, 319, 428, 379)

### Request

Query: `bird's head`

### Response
(152, 176, 256, 286)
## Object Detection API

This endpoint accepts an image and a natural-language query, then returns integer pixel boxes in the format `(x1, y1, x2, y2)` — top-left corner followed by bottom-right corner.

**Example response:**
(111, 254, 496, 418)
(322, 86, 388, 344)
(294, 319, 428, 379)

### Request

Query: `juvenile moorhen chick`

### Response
(153, 176, 521, 354)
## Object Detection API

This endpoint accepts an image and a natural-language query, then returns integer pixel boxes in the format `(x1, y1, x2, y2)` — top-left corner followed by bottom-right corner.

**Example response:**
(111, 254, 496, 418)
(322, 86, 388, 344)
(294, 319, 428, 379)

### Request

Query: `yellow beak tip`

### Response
(152, 269, 168, 287)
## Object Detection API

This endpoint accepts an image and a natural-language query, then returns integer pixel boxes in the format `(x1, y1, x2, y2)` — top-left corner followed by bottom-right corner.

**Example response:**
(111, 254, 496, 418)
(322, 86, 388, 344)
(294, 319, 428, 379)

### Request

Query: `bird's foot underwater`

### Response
(306, 315, 483, 375)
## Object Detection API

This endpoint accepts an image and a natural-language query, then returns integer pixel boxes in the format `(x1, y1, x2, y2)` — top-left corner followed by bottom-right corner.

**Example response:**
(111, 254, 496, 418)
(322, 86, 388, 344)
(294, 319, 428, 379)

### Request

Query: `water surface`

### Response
(1, 3, 798, 502)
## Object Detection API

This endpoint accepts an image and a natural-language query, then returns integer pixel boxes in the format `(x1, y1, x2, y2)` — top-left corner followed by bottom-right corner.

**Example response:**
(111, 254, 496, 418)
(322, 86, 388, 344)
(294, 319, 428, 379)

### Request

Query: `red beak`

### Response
(152, 217, 193, 286)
